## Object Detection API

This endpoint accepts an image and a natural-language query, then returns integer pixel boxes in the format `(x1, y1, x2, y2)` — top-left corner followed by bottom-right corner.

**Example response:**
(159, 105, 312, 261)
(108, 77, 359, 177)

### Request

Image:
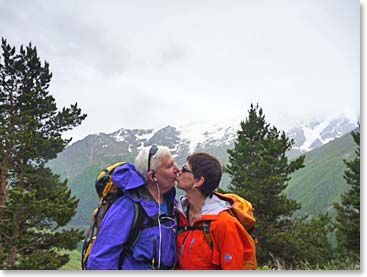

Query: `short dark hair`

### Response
(187, 153, 222, 197)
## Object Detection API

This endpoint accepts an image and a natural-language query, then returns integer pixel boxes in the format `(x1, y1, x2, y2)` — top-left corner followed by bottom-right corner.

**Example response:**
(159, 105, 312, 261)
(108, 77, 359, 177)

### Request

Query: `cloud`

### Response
(0, 0, 360, 143)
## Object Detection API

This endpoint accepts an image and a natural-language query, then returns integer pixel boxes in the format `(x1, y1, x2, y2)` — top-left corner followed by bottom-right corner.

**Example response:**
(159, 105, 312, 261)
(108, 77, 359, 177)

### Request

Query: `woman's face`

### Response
(176, 163, 195, 191)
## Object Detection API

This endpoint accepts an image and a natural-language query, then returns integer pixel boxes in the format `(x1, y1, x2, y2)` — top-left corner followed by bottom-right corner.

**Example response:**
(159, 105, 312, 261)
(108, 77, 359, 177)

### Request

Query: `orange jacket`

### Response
(176, 195, 253, 270)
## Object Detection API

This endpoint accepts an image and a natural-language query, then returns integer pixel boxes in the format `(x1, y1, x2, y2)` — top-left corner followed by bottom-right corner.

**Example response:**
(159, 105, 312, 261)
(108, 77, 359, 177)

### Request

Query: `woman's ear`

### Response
(193, 176, 205, 190)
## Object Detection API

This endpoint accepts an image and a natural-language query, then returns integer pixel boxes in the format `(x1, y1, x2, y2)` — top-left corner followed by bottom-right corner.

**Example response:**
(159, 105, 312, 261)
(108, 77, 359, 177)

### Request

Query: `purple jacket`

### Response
(87, 163, 177, 270)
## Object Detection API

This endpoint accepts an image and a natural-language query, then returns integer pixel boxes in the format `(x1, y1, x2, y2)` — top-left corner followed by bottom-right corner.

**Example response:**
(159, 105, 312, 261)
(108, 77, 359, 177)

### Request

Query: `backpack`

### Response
(214, 192, 258, 269)
(177, 192, 258, 270)
(81, 162, 149, 270)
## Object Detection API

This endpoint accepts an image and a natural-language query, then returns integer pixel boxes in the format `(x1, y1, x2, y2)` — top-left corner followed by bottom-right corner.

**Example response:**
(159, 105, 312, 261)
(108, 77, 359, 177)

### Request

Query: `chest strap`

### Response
(177, 221, 213, 248)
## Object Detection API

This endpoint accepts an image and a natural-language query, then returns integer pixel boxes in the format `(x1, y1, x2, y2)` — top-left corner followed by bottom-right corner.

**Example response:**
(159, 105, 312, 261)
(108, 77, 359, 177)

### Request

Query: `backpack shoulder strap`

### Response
(117, 187, 161, 269)
(118, 200, 144, 269)
(202, 221, 213, 248)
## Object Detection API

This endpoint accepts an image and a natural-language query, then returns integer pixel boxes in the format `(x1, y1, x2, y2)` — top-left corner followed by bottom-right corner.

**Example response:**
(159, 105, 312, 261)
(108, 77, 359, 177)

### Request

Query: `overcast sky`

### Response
(0, 0, 361, 143)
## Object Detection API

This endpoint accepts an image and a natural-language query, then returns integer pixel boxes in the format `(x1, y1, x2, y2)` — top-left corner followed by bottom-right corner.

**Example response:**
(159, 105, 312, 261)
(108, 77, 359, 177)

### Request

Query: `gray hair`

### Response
(134, 145, 172, 181)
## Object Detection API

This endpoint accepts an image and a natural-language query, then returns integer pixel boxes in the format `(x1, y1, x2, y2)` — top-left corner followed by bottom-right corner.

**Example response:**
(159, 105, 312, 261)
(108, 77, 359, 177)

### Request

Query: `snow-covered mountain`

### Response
(108, 121, 238, 153)
(49, 115, 358, 181)
(108, 115, 358, 156)
(287, 116, 358, 153)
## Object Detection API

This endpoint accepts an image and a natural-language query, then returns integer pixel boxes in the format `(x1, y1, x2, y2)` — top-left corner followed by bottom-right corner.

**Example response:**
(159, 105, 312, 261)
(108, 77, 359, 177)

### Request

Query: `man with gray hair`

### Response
(87, 145, 179, 270)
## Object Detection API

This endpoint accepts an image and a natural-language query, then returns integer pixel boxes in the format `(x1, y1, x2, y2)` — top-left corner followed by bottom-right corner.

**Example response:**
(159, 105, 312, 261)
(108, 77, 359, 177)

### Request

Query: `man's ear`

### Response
(193, 176, 205, 190)
(148, 171, 158, 182)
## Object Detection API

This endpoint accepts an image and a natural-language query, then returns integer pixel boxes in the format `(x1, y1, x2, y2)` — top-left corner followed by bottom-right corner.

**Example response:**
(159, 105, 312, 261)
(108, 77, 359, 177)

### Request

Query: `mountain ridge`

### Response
(54, 115, 358, 170)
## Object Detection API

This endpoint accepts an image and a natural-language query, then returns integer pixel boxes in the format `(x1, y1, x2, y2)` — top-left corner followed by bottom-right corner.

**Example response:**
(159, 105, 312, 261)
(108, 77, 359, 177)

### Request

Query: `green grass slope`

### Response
(60, 249, 82, 270)
(286, 130, 358, 217)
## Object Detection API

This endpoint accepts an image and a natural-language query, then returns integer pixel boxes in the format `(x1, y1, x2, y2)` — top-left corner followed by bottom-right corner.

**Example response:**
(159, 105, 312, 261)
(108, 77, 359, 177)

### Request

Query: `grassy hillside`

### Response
(286, 130, 358, 217)
(67, 164, 102, 230)
(60, 249, 82, 270)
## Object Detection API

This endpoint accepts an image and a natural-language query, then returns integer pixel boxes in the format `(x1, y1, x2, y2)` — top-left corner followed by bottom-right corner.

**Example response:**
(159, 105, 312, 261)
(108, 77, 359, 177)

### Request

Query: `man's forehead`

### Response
(159, 155, 174, 165)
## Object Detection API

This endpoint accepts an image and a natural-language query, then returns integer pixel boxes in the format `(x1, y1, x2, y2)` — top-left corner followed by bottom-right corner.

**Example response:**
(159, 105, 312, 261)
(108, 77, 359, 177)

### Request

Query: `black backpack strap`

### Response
(118, 201, 144, 269)
(177, 220, 213, 248)
(117, 187, 160, 269)
(81, 201, 115, 270)
(247, 226, 258, 243)
(202, 221, 213, 248)
(81, 219, 97, 270)
(177, 225, 206, 233)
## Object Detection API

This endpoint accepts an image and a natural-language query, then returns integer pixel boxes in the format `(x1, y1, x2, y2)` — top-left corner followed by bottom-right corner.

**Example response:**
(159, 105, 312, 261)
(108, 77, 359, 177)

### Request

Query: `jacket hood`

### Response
(111, 163, 145, 191)
(177, 194, 232, 220)
(111, 163, 176, 217)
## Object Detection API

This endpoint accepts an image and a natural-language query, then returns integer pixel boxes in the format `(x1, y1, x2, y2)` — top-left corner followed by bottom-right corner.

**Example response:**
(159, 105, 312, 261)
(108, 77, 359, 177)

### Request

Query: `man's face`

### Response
(155, 154, 179, 193)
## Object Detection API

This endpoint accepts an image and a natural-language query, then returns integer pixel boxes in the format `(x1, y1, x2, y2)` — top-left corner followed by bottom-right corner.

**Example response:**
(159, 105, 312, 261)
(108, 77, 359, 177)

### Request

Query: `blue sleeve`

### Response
(87, 197, 135, 269)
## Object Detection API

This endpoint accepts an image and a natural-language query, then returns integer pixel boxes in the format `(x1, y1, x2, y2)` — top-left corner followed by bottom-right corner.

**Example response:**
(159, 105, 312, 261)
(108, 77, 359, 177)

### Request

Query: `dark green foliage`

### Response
(299, 258, 360, 270)
(333, 130, 360, 263)
(225, 104, 304, 219)
(0, 38, 85, 165)
(224, 104, 334, 268)
(224, 104, 305, 265)
(0, 38, 86, 269)
(270, 214, 333, 268)
(0, 168, 85, 270)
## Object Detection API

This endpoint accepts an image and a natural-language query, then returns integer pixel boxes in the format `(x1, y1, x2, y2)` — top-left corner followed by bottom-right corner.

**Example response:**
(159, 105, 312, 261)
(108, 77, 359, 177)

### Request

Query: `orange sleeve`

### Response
(210, 213, 253, 270)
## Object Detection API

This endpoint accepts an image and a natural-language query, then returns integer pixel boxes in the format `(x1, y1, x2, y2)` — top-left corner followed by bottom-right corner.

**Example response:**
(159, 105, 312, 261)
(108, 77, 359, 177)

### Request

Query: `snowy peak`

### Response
(288, 116, 358, 153)
(105, 116, 357, 155)
(63, 115, 357, 168)
(176, 121, 239, 153)
(53, 115, 358, 181)
(111, 128, 154, 143)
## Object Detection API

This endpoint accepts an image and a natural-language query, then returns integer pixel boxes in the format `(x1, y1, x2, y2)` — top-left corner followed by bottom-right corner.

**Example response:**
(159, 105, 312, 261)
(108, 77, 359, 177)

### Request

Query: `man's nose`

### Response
(174, 165, 181, 175)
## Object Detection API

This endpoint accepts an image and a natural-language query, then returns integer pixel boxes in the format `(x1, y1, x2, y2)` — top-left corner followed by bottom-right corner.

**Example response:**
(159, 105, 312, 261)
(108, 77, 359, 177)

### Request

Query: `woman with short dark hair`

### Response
(175, 152, 253, 270)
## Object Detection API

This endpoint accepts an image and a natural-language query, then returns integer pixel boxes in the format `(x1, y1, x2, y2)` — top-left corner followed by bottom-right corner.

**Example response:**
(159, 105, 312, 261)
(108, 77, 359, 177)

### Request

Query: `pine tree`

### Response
(0, 38, 87, 269)
(224, 104, 305, 266)
(333, 130, 360, 262)
(275, 214, 333, 269)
